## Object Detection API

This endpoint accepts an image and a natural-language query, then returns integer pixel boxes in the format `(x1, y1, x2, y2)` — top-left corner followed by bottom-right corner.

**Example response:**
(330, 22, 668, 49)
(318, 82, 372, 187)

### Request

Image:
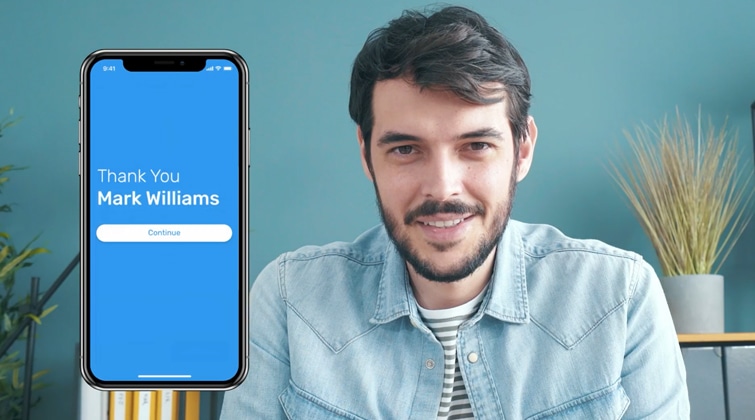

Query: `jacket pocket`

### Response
(279, 382, 368, 420)
(526, 382, 630, 420)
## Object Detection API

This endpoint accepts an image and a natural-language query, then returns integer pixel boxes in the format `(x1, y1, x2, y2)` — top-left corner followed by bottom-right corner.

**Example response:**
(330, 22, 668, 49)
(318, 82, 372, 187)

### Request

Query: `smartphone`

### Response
(79, 50, 249, 389)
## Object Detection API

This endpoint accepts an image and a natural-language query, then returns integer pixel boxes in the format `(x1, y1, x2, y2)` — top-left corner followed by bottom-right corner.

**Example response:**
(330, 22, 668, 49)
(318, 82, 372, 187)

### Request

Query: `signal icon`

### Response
(215, 66, 221, 71)
(206, 66, 214, 71)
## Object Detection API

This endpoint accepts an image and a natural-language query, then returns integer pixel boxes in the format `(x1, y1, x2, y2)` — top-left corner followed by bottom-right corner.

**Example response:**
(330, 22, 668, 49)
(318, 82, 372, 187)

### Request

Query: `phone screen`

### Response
(80, 50, 248, 389)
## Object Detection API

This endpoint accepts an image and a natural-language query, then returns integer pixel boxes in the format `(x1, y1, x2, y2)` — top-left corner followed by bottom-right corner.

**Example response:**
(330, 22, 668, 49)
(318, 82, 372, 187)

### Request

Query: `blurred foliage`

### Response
(0, 107, 55, 420)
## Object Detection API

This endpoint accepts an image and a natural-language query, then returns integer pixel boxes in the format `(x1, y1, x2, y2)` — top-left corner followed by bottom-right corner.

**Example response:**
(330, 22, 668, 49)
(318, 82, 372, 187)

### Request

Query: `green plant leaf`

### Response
(0, 245, 10, 262)
(0, 247, 49, 280)
(24, 313, 41, 325)
(30, 370, 48, 381)
(39, 304, 57, 319)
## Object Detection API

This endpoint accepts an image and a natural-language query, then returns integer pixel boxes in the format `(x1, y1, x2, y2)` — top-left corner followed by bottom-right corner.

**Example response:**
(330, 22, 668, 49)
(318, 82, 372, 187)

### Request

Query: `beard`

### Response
(374, 165, 518, 283)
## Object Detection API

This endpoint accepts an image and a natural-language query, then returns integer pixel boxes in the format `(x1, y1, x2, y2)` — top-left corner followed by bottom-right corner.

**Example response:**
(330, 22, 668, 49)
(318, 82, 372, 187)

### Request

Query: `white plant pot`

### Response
(659, 274, 724, 334)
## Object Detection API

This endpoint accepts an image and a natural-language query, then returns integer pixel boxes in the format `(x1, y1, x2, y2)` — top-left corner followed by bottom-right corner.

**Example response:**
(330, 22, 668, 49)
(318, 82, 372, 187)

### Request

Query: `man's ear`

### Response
(515, 116, 537, 182)
(357, 126, 374, 182)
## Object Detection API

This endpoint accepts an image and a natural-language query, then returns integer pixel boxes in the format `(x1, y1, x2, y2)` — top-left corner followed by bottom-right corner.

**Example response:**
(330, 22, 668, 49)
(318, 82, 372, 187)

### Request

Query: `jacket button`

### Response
(468, 352, 479, 363)
(425, 359, 435, 369)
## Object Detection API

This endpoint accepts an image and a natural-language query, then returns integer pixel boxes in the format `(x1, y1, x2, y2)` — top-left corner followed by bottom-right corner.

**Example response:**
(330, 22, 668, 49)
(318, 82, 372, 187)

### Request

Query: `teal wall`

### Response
(1, 0, 754, 418)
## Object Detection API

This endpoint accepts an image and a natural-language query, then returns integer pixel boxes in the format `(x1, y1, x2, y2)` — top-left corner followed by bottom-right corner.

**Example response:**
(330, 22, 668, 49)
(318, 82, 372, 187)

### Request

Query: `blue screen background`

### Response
(88, 58, 241, 382)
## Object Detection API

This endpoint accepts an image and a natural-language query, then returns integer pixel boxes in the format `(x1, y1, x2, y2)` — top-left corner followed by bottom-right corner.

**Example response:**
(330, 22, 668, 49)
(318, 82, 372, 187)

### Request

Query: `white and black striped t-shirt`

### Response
(418, 289, 486, 420)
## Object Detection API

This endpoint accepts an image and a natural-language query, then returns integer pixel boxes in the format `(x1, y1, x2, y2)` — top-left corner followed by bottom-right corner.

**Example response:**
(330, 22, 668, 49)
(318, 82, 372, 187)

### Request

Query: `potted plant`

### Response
(0, 107, 55, 419)
(608, 106, 754, 334)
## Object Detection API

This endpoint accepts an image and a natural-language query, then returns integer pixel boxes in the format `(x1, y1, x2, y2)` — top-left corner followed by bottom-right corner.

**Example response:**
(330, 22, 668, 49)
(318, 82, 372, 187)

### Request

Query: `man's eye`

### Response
(469, 142, 490, 151)
(393, 145, 414, 155)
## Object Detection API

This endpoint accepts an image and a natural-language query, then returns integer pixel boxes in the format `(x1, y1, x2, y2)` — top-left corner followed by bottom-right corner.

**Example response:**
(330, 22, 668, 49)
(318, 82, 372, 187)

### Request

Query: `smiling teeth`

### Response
(423, 219, 463, 228)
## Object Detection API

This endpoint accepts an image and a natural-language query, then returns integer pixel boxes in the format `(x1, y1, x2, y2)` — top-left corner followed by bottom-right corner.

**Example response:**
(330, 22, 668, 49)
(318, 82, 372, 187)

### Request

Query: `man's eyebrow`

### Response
(458, 128, 505, 141)
(376, 131, 421, 146)
(376, 128, 505, 146)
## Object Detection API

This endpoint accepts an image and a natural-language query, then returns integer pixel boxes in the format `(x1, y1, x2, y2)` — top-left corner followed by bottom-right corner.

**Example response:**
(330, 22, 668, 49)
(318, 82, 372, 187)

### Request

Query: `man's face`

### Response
(359, 78, 536, 283)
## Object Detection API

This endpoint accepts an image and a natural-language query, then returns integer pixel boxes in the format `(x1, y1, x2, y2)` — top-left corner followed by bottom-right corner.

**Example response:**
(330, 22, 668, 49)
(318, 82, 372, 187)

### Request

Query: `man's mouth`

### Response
(417, 215, 472, 229)
(421, 218, 464, 228)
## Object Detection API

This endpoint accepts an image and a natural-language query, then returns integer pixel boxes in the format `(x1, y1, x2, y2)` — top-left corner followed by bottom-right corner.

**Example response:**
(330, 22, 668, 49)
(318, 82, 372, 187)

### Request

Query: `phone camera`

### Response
(179, 60, 185, 66)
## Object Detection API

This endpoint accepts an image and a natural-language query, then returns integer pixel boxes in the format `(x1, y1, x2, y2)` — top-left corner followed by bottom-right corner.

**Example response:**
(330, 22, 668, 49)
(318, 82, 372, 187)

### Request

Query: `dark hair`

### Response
(349, 5, 532, 165)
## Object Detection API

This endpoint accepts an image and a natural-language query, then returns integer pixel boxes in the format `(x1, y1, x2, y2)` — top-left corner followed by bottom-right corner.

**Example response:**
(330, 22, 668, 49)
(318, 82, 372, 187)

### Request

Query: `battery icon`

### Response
(223, 66, 232, 71)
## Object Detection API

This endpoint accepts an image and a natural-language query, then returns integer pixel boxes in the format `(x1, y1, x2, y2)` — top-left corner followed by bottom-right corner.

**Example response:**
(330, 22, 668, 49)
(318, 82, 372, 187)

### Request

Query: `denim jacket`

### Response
(221, 220, 690, 419)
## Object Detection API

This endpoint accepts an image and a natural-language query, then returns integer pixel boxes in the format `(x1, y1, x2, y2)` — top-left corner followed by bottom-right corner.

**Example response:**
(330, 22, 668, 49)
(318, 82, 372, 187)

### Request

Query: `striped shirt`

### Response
(418, 289, 486, 420)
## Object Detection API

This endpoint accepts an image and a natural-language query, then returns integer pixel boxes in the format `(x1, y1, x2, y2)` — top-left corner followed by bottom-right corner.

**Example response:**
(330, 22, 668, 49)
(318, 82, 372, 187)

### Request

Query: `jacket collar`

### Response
(370, 221, 530, 325)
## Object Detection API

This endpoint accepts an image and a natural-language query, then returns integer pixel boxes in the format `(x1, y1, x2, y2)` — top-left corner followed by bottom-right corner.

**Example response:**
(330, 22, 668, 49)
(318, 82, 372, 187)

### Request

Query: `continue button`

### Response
(96, 224, 232, 243)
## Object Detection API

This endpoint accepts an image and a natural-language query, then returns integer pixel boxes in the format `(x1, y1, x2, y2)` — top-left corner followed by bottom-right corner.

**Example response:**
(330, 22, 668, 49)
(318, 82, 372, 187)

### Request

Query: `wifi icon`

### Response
(215, 66, 221, 71)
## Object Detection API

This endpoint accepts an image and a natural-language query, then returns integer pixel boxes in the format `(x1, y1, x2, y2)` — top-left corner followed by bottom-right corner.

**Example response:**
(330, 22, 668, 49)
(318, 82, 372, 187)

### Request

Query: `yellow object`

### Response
(184, 391, 201, 420)
(108, 391, 133, 420)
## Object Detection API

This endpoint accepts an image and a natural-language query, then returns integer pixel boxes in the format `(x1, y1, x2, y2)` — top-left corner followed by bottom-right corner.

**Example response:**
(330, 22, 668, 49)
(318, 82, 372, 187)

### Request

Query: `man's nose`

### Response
(420, 152, 464, 201)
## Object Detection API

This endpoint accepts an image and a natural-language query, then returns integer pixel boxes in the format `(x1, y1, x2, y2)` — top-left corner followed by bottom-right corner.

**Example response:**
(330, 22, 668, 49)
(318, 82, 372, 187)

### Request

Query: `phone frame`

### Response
(79, 49, 249, 390)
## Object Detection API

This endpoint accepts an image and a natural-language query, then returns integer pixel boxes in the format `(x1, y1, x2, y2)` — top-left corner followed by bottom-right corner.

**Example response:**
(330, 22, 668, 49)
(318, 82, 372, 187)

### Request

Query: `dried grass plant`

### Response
(608, 107, 754, 277)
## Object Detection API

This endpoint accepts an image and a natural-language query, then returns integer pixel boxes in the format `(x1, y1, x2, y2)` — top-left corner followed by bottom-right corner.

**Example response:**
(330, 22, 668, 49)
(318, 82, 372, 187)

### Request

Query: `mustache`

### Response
(404, 200, 485, 225)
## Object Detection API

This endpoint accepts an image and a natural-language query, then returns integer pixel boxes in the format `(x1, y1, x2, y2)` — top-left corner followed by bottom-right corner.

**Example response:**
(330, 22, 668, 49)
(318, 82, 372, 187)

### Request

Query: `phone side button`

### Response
(78, 152, 81, 176)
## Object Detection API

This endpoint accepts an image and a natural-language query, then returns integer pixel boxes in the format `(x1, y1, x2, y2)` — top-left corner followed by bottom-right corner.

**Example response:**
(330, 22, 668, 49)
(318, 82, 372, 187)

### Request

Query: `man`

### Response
(222, 5, 689, 419)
